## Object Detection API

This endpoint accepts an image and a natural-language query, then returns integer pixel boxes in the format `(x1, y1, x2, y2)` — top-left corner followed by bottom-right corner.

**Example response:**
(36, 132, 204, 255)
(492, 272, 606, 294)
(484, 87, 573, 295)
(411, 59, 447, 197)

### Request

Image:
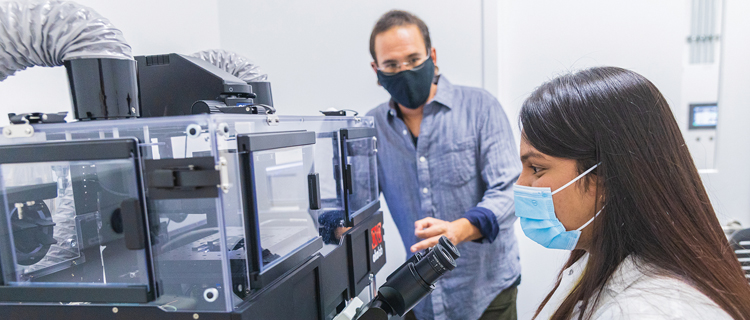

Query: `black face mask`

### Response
(376, 57, 435, 109)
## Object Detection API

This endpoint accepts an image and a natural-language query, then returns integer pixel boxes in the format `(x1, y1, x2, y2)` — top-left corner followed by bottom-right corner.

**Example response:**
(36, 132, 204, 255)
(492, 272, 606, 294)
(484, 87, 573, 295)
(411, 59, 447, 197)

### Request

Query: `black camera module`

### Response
(358, 236, 460, 320)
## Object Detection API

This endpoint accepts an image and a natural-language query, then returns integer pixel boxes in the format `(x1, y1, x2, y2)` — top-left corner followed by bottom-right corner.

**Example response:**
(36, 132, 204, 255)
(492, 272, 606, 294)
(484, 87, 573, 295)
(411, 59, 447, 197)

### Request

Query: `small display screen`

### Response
(689, 103, 718, 129)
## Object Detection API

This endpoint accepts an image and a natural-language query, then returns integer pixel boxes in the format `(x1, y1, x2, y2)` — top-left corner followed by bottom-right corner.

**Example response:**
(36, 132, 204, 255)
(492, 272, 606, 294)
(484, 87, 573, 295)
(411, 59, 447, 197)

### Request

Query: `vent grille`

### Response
(145, 54, 170, 66)
(731, 234, 750, 282)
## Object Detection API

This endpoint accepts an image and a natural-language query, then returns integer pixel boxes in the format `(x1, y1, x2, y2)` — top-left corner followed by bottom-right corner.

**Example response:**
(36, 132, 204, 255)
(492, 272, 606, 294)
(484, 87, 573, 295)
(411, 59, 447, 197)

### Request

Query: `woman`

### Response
(514, 67, 750, 319)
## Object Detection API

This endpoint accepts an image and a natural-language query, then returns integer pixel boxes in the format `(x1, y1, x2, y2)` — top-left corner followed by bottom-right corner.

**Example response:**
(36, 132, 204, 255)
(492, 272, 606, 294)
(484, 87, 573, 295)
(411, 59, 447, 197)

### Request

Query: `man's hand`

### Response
(411, 217, 482, 252)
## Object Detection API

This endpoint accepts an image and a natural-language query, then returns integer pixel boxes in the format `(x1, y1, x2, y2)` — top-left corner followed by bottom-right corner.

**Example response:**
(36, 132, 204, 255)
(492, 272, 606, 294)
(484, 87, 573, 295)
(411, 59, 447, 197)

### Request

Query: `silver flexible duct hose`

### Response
(0, 0, 132, 81)
(191, 49, 267, 82)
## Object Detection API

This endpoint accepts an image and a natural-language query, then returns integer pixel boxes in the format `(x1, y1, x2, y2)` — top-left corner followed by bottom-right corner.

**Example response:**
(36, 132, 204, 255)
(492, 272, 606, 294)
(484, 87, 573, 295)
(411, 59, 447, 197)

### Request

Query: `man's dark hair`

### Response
(369, 10, 431, 63)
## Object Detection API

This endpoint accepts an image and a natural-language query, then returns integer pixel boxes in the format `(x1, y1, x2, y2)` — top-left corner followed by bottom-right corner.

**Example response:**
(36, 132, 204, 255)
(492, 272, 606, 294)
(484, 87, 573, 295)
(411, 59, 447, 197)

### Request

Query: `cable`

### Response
(160, 227, 219, 252)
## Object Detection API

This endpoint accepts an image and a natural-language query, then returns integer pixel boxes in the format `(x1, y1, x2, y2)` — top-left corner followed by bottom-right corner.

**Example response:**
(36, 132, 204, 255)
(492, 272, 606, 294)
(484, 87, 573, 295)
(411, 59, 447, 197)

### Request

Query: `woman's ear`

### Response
(581, 175, 602, 198)
(594, 177, 605, 206)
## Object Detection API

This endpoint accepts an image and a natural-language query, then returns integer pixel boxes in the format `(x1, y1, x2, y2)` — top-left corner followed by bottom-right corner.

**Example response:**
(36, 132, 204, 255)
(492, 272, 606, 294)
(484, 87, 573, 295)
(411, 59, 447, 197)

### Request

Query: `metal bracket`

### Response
(320, 109, 359, 117)
(333, 297, 364, 320)
(308, 173, 321, 210)
(144, 157, 220, 199)
(266, 114, 280, 126)
(2, 119, 34, 138)
(150, 168, 217, 188)
(9, 112, 67, 124)
(216, 156, 230, 193)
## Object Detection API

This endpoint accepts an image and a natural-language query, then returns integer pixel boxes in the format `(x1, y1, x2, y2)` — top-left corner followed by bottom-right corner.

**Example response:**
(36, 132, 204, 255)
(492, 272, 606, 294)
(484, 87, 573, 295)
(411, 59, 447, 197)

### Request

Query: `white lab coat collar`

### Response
(535, 253, 731, 319)
(535, 253, 588, 319)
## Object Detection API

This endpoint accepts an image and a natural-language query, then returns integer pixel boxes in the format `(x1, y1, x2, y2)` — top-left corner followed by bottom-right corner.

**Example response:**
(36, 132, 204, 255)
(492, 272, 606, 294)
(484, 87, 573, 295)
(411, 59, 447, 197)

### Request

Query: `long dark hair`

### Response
(521, 67, 750, 319)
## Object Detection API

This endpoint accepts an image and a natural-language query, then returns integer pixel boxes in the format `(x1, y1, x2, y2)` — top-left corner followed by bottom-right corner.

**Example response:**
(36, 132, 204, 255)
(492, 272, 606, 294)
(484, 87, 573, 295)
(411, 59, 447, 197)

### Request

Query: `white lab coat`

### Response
(536, 253, 732, 319)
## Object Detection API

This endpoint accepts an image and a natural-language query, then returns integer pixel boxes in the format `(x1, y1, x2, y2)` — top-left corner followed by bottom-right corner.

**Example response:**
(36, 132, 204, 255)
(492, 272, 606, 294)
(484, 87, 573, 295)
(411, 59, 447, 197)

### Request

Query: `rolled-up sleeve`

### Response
(470, 93, 521, 243)
(463, 206, 500, 243)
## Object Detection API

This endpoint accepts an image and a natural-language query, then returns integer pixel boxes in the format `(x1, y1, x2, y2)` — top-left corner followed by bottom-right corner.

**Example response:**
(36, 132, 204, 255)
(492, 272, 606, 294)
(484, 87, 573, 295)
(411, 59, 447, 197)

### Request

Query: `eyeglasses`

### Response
(377, 55, 431, 75)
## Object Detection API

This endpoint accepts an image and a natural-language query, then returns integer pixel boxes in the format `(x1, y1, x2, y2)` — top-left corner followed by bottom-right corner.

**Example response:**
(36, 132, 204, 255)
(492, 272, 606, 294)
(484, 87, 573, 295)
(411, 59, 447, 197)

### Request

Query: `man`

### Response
(365, 10, 522, 320)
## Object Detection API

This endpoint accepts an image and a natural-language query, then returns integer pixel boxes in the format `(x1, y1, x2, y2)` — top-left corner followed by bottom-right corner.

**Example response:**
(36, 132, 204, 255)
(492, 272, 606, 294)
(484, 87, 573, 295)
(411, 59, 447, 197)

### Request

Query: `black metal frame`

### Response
(0, 285, 151, 303)
(344, 211, 386, 298)
(340, 127, 377, 141)
(0, 253, 330, 320)
(350, 200, 380, 227)
(0, 138, 137, 164)
(237, 131, 315, 152)
(5, 183, 57, 203)
(236, 131, 323, 291)
(0, 138, 157, 304)
(0, 211, 384, 319)
(0, 131, 385, 319)
(339, 128, 378, 227)
(249, 238, 323, 290)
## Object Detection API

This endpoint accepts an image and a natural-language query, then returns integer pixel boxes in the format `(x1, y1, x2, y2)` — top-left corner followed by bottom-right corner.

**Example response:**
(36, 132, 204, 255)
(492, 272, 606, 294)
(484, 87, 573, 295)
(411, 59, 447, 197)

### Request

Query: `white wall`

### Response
(497, 0, 688, 142)
(0, 0, 221, 125)
(700, 0, 750, 227)
(216, 0, 486, 117)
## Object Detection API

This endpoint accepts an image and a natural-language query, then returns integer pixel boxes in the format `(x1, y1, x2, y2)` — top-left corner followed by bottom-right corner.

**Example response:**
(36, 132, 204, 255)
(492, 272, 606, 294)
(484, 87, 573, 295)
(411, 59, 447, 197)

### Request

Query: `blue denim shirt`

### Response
(367, 76, 521, 320)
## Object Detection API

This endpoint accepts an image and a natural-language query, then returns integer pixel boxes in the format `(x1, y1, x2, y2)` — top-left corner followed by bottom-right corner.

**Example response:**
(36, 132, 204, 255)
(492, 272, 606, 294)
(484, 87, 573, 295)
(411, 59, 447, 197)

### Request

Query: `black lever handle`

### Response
(308, 173, 321, 210)
(119, 199, 147, 250)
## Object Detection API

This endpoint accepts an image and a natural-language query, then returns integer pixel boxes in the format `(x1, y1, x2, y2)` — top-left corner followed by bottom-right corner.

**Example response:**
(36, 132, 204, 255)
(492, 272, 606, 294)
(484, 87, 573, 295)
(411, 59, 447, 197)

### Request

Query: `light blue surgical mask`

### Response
(514, 163, 602, 250)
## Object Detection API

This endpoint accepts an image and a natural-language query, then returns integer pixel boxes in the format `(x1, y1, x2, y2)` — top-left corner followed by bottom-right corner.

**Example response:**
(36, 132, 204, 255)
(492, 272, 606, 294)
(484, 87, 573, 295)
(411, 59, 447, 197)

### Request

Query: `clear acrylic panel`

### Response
(311, 133, 347, 245)
(138, 120, 240, 311)
(251, 145, 318, 270)
(346, 137, 379, 217)
(0, 113, 372, 311)
(314, 133, 344, 210)
(0, 159, 150, 288)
